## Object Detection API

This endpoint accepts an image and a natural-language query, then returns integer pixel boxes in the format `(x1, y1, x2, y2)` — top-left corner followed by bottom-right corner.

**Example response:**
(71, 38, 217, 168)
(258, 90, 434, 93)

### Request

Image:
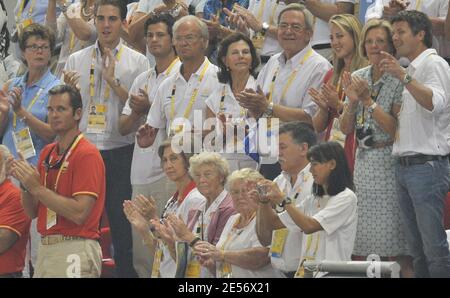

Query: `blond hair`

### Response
(227, 168, 264, 190)
(189, 152, 230, 186)
(359, 18, 395, 60)
(329, 14, 368, 86)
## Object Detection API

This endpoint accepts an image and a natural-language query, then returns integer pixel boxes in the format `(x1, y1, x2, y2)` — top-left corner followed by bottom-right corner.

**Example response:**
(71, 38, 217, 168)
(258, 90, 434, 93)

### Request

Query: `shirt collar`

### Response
(281, 163, 311, 188)
(278, 44, 313, 68)
(176, 56, 209, 82)
(94, 39, 123, 56)
(21, 68, 54, 89)
(409, 48, 437, 71)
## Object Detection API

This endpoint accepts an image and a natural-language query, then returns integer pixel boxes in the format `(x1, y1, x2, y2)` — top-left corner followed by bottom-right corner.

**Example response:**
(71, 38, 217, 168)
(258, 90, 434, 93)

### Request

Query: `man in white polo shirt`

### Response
(236, 3, 331, 179)
(63, 0, 149, 277)
(119, 14, 180, 278)
(381, 10, 450, 277)
(256, 121, 316, 278)
(137, 15, 220, 149)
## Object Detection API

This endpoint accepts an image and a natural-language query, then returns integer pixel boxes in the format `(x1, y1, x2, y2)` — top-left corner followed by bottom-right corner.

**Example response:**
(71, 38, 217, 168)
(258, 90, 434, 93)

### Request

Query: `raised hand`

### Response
(202, 15, 221, 38)
(10, 152, 41, 193)
(166, 213, 193, 242)
(233, 4, 262, 32)
(102, 48, 116, 84)
(0, 90, 11, 114)
(8, 87, 23, 114)
(379, 51, 405, 80)
(62, 70, 81, 91)
(341, 71, 359, 104)
(123, 200, 150, 237)
(133, 194, 158, 221)
(136, 123, 158, 148)
(129, 89, 150, 116)
(321, 82, 343, 111)
(235, 85, 268, 118)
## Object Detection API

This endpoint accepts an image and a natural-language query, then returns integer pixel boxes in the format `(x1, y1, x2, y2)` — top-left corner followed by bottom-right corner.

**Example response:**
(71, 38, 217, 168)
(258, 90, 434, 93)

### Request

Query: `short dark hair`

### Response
(94, 0, 127, 21)
(391, 10, 433, 48)
(307, 141, 354, 196)
(48, 84, 83, 116)
(279, 121, 317, 148)
(144, 13, 175, 39)
(19, 23, 55, 54)
(217, 33, 260, 84)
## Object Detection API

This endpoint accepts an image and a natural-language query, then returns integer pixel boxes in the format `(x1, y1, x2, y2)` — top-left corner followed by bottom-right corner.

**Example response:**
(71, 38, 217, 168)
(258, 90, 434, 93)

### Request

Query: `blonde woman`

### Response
(310, 14, 367, 173)
(340, 18, 412, 277)
(193, 168, 281, 278)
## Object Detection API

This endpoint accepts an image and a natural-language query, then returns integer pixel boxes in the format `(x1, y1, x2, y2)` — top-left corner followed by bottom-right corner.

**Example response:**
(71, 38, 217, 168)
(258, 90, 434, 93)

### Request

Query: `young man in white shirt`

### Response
(136, 15, 220, 149)
(255, 121, 316, 277)
(119, 14, 180, 278)
(235, 3, 331, 179)
(63, 0, 149, 278)
(380, 10, 450, 277)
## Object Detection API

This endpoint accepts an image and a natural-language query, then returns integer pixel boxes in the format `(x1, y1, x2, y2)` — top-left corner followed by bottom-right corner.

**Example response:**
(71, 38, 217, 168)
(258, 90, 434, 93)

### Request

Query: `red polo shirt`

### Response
(0, 179, 31, 274)
(36, 136, 106, 239)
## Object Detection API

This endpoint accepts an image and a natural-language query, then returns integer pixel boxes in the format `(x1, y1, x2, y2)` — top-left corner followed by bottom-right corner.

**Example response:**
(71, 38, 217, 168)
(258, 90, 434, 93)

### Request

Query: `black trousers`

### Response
(101, 144, 137, 278)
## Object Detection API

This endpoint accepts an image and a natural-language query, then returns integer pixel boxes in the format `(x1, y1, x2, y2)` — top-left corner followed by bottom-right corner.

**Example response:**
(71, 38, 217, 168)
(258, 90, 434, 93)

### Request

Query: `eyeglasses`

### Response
(278, 23, 305, 33)
(173, 34, 202, 44)
(25, 44, 50, 52)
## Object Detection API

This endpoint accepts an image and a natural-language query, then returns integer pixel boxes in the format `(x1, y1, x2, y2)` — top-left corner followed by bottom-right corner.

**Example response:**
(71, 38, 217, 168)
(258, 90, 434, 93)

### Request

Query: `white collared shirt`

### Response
(392, 48, 450, 156)
(365, 0, 449, 57)
(64, 40, 150, 150)
(257, 45, 331, 117)
(247, 0, 284, 56)
(310, 0, 356, 46)
(271, 164, 314, 273)
(122, 59, 181, 185)
(146, 57, 220, 133)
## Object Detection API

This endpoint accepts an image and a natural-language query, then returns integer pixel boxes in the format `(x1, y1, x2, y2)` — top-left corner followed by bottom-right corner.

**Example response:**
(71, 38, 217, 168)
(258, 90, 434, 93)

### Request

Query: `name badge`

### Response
(151, 242, 163, 278)
(185, 259, 201, 278)
(329, 117, 346, 148)
(295, 256, 315, 278)
(220, 262, 232, 278)
(13, 127, 36, 159)
(87, 104, 107, 134)
(46, 208, 57, 230)
(270, 228, 289, 258)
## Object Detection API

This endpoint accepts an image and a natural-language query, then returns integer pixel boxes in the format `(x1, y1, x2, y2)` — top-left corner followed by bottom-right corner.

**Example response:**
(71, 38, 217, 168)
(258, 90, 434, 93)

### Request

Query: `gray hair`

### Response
(226, 168, 264, 191)
(278, 3, 315, 31)
(189, 152, 229, 186)
(173, 15, 209, 40)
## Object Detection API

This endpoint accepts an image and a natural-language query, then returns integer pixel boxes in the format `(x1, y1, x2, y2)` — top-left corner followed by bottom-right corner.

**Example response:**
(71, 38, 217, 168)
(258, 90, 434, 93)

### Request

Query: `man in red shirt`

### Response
(0, 145, 31, 278)
(10, 84, 106, 277)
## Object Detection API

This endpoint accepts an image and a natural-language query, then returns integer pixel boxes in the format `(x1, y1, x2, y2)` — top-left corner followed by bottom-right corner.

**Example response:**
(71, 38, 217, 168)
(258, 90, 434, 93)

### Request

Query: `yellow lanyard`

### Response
(89, 46, 124, 103)
(145, 57, 179, 93)
(268, 1, 279, 26)
(169, 60, 210, 125)
(255, 0, 267, 21)
(13, 86, 44, 130)
(304, 233, 320, 258)
(415, 0, 422, 10)
(43, 134, 84, 192)
(268, 49, 313, 104)
(219, 85, 245, 117)
(17, 0, 36, 20)
(69, 32, 76, 53)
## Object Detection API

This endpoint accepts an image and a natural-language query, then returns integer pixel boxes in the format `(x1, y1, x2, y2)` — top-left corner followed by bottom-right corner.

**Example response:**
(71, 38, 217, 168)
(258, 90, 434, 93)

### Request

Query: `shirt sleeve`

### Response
(123, 74, 144, 115)
(71, 148, 105, 199)
(0, 189, 30, 237)
(136, 0, 150, 13)
(312, 191, 357, 236)
(425, 59, 449, 114)
(365, 0, 384, 23)
(302, 59, 332, 117)
(146, 82, 167, 129)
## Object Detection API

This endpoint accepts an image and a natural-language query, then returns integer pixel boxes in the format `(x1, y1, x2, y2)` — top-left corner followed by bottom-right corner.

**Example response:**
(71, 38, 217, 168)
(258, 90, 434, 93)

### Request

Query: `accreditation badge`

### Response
(185, 257, 201, 278)
(270, 228, 289, 258)
(151, 242, 163, 278)
(46, 208, 57, 230)
(12, 127, 36, 159)
(87, 104, 107, 134)
(220, 262, 232, 278)
(328, 117, 346, 148)
(22, 18, 33, 28)
(294, 256, 315, 278)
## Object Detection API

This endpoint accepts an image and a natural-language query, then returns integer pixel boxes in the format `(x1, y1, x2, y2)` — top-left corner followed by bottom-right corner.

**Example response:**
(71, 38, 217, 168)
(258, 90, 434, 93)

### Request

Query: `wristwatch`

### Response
(113, 78, 121, 88)
(262, 102, 274, 117)
(367, 102, 377, 114)
(59, 2, 69, 13)
(279, 196, 292, 208)
(402, 73, 413, 85)
(260, 22, 269, 36)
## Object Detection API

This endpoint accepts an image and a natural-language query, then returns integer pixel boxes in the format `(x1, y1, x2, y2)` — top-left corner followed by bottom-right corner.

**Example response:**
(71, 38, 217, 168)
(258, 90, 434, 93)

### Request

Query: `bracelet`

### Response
(189, 236, 201, 247)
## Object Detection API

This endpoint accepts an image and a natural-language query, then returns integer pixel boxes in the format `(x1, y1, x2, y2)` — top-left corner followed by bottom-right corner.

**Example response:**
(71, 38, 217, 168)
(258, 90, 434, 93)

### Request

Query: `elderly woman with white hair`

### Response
(191, 168, 281, 278)
(166, 151, 236, 277)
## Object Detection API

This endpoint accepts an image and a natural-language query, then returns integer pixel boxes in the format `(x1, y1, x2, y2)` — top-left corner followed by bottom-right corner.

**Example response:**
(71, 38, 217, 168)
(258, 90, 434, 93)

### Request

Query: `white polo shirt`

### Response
(64, 40, 150, 150)
(146, 57, 220, 134)
(310, 0, 356, 47)
(392, 49, 450, 157)
(247, 0, 285, 56)
(272, 164, 314, 273)
(215, 214, 283, 278)
(292, 188, 358, 276)
(122, 58, 181, 185)
(256, 45, 331, 118)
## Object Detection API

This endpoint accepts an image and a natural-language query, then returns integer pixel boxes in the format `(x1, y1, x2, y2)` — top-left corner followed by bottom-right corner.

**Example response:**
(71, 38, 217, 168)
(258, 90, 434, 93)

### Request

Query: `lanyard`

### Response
(17, 0, 35, 20)
(145, 57, 179, 93)
(268, 49, 313, 105)
(304, 233, 320, 258)
(219, 85, 245, 117)
(89, 46, 124, 103)
(415, 0, 422, 10)
(169, 60, 210, 126)
(43, 134, 84, 192)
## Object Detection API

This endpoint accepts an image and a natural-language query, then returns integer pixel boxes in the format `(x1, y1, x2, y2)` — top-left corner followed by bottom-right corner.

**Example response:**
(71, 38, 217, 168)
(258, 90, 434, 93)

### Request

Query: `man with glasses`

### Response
(136, 15, 220, 150)
(119, 13, 180, 278)
(235, 3, 330, 180)
(10, 84, 106, 278)
(63, 0, 149, 278)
